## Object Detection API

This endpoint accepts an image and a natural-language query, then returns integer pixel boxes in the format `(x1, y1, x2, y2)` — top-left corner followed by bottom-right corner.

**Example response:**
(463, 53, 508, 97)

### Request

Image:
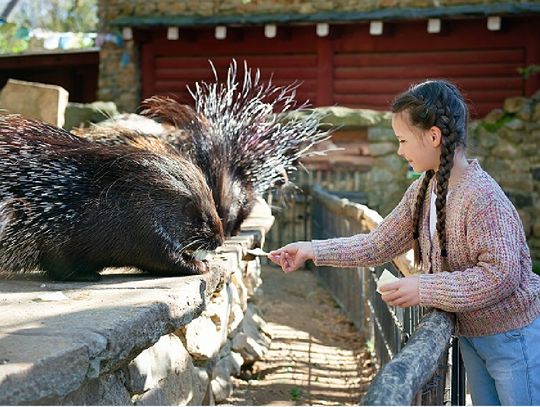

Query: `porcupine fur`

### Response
(80, 60, 331, 237)
(0, 115, 223, 281)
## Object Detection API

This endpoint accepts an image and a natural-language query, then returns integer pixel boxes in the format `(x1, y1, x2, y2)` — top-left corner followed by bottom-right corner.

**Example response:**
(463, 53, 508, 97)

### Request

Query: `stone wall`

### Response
(366, 124, 409, 217)
(0, 199, 274, 405)
(96, 40, 140, 113)
(468, 92, 540, 261)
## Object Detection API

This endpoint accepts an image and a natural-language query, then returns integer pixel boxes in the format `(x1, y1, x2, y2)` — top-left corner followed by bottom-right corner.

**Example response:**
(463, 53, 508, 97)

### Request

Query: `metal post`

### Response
(451, 336, 466, 405)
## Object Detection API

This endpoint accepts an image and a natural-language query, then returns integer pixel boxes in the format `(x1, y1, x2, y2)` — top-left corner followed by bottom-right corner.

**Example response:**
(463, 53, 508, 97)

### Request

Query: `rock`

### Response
(127, 334, 198, 405)
(504, 96, 528, 114)
(0, 78, 69, 127)
(183, 314, 222, 360)
(210, 376, 233, 403)
(64, 101, 119, 130)
(483, 108, 505, 124)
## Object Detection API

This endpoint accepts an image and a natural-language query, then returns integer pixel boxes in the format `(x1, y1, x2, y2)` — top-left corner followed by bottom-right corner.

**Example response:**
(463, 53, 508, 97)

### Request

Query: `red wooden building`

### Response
(112, 5, 540, 118)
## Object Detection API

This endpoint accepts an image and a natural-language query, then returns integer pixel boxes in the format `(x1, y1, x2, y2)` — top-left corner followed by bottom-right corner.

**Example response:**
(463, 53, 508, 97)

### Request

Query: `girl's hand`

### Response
(380, 276, 420, 308)
(268, 242, 314, 273)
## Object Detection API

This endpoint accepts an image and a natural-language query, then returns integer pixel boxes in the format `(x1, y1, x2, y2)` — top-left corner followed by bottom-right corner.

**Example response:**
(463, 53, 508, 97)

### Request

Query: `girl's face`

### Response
(391, 111, 441, 173)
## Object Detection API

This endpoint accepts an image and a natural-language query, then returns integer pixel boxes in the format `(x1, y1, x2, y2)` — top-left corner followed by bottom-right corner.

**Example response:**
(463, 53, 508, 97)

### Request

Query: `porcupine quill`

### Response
(140, 60, 332, 236)
(0, 114, 224, 281)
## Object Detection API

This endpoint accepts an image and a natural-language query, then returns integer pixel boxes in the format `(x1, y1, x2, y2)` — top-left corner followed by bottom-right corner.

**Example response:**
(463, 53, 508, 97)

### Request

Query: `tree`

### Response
(0, 22, 29, 53)
(0, 0, 97, 54)
(10, 0, 97, 32)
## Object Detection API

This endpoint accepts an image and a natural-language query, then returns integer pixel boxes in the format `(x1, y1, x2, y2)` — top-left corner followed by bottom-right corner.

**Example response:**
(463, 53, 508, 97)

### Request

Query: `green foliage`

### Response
(11, 0, 97, 32)
(481, 113, 514, 132)
(290, 387, 302, 401)
(518, 65, 540, 80)
(533, 261, 540, 276)
(0, 22, 29, 53)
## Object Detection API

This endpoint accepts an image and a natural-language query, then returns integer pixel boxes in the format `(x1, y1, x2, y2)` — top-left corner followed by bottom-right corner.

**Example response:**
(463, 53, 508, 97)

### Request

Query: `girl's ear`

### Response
(429, 126, 442, 148)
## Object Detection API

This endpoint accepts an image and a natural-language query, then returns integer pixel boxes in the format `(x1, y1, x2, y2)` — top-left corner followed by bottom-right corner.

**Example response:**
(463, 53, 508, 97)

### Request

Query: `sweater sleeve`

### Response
(418, 199, 524, 312)
(312, 178, 419, 268)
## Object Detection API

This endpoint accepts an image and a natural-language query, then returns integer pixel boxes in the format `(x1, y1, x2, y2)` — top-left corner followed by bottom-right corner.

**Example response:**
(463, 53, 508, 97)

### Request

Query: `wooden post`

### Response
(316, 36, 334, 106)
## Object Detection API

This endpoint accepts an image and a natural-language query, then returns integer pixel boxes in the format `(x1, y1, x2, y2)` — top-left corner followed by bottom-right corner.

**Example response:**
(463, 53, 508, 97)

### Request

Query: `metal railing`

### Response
(309, 184, 465, 405)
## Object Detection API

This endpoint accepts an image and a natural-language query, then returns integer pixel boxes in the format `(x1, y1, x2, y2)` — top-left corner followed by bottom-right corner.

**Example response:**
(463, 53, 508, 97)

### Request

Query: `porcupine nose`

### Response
(214, 221, 224, 247)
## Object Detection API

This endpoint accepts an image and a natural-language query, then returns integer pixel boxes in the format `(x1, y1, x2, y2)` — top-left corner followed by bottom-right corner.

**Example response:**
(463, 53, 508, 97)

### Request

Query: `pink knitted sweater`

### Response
(312, 160, 540, 336)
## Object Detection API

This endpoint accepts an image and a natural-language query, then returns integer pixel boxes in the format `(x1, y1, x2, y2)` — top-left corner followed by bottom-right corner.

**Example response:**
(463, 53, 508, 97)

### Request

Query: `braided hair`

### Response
(391, 80, 469, 271)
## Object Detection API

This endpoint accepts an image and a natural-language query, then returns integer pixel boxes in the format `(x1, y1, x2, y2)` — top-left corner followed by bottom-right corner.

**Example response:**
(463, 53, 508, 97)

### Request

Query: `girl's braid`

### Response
(434, 98, 459, 271)
(412, 169, 434, 267)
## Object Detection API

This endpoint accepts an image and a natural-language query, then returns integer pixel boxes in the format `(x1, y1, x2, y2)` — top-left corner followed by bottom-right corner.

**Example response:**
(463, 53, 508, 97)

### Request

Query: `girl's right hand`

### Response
(268, 241, 315, 273)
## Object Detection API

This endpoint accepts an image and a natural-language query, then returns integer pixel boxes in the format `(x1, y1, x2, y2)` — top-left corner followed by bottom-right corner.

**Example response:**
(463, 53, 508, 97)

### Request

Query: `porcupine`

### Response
(86, 60, 332, 237)
(0, 114, 224, 281)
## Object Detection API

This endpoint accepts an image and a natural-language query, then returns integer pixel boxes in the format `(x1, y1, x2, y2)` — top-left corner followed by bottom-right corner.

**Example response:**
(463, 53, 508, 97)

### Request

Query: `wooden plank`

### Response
(334, 49, 524, 67)
(155, 66, 318, 80)
(334, 77, 522, 94)
(317, 36, 334, 106)
(334, 79, 420, 94)
(155, 54, 318, 69)
(334, 64, 523, 80)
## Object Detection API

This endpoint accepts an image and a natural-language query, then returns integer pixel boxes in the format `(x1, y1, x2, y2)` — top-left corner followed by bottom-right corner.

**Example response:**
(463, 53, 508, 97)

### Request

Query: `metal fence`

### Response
(264, 182, 466, 405)
(265, 168, 368, 252)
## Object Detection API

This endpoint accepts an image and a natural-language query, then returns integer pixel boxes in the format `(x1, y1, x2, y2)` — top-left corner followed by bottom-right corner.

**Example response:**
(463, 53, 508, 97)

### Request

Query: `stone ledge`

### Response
(0, 270, 225, 405)
(0, 199, 274, 405)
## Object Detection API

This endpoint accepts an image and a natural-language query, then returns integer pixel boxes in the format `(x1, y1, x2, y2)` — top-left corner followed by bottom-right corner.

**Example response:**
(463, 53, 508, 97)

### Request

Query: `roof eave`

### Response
(109, 3, 540, 28)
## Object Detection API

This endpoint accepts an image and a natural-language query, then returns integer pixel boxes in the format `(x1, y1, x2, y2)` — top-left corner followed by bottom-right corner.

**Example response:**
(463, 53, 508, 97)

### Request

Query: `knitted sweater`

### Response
(312, 160, 540, 336)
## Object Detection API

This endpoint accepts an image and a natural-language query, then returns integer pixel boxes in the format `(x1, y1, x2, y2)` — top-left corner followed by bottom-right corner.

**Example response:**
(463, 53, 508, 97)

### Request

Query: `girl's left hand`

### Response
(379, 276, 420, 308)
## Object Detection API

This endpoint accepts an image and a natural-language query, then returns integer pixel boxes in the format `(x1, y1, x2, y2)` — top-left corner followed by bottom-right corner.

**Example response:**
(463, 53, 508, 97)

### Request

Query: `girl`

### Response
(269, 80, 540, 405)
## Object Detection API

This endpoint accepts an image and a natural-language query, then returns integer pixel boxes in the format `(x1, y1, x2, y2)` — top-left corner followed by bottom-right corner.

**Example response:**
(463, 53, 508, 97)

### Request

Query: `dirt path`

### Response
(225, 264, 376, 406)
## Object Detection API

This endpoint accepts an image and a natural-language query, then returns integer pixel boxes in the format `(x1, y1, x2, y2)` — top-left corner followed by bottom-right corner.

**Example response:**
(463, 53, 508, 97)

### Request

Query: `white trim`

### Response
(122, 27, 133, 40)
(487, 16, 501, 31)
(316, 23, 329, 37)
(264, 24, 277, 38)
(167, 26, 179, 40)
(369, 20, 383, 36)
(215, 25, 227, 39)
(427, 18, 441, 33)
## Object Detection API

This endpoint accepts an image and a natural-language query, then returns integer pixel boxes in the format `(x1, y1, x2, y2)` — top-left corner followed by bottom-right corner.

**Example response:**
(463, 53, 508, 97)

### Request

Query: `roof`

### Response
(110, 2, 540, 27)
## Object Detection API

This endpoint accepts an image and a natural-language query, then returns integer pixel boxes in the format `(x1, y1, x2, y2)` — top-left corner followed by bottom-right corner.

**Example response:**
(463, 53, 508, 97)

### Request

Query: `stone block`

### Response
(210, 376, 233, 403)
(504, 96, 528, 114)
(244, 257, 263, 298)
(128, 334, 198, 405)
(0, 79, 69, 127)
(60, 372, 131, 405)
(184, 314, 222, 360)
(128, 334, 194, 404)
(189, 367, 210, 406)
(369, 141, 397, 157)
(368, 126, 396, 142)
(64, 101, 119, 130)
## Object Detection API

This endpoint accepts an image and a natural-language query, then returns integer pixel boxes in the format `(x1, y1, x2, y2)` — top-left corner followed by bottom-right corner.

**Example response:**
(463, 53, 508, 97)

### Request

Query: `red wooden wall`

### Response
(0, 50, 99, 103)
(139, 15, 540, 118)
